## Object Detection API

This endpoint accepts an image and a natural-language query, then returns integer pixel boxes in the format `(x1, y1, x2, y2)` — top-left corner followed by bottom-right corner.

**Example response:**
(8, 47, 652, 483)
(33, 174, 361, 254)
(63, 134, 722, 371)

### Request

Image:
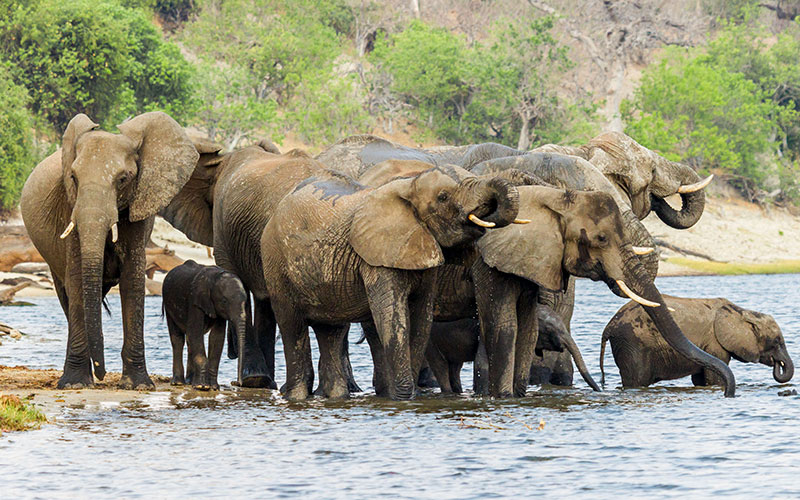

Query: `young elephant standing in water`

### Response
(601, 295, 794, 387)
(163, 260, 248, 390)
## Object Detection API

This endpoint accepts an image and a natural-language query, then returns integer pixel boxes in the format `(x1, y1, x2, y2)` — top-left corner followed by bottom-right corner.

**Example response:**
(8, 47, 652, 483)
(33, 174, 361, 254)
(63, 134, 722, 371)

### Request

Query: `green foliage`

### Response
(622, 21, 800, 198)
(0, 0, 195, 134)
(702, 0, 760, 24)
(0, 394, 47, 433)
(0, 66, 37, 214)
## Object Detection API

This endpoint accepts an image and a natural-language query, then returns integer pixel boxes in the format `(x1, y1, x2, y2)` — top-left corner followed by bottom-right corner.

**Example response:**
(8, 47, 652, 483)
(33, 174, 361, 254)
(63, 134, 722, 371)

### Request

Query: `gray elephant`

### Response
(601, 296, 794, 387)
(261, 166, 523, 401)
(426, 305, 600, 394)
(472, 185, 735, 398)
(162, 260, 248, 391)
(20, 112, 199, 389)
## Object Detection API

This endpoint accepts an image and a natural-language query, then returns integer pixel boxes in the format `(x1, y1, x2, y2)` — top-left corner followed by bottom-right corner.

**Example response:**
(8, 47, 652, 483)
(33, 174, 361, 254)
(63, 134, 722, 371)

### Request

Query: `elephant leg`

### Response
(341, 334, 362, 393)
(118, 220, 154, 390)
(313, 324, 350, 399)
(528, 354, 552, 386)
(548, 350, 574, 386)
(250, 297, 278, 389)
(513, 289, 539, 397)
(365, 277, 414, 400)
(206, 319, 226, 390)
(417, 359, 439, 389)
(361, 321, 389, 397)
(59, 237, 94, 389)
(473, 260, 520, 398)
(449, 362, 464, 394)
(425, 341, 452, 393)
(691, 371, 707, 387)
(473, 340, 489, 395)
(185, 309, 211, 390)
(272, 300, 312, 401)
(408, 278, 435, 387)
(167, 315, 186, 385)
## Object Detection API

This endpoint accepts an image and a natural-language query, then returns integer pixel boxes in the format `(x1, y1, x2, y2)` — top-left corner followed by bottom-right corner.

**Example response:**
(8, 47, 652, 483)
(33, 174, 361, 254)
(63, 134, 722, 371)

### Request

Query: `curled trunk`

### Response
(773, 347, 794, 383)
(618, 249, 735, 397)
(472, 178, 520, 228)
(651, 161, 706, 229)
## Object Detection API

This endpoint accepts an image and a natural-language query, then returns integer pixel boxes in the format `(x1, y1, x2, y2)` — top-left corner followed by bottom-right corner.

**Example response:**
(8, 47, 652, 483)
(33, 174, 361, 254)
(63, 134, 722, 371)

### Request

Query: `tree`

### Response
(0, 66, 37, 215)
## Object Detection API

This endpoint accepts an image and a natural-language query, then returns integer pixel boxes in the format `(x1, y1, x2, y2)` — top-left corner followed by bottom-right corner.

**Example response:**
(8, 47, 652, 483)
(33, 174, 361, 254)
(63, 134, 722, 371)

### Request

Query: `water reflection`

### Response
(0, 274, 798, 497)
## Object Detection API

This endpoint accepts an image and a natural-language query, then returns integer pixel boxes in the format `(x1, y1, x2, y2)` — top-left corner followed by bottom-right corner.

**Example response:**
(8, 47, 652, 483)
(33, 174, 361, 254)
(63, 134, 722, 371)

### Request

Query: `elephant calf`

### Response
(427, 306, 600, 394)
(163, 260, 248, 390)
(601, 295, 794, 387)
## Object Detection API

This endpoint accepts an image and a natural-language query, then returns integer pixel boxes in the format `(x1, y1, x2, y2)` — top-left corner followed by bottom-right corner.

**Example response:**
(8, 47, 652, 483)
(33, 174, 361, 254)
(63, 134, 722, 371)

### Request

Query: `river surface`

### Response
(1, 274, 798, 498)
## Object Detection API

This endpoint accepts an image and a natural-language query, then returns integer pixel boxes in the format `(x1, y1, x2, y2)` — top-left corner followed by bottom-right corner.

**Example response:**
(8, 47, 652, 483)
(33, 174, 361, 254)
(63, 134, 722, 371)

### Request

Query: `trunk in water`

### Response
(651, 161, 706, 229)
(620, 251, 735, 397)
(561, 333, 601, 391)
(773, 347, 794, 383)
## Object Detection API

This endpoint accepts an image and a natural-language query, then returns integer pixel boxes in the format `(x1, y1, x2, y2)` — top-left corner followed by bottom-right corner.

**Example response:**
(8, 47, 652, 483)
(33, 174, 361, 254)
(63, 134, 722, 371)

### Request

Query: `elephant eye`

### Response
(437, 191, 450, 203)
(597, 233, 608, 244)
(118, 173, 129, 186)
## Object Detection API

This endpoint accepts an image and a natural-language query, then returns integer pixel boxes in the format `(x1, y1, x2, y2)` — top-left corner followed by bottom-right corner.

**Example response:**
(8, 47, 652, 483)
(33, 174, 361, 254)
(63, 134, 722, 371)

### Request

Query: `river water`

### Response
(1, 274, 798, 498)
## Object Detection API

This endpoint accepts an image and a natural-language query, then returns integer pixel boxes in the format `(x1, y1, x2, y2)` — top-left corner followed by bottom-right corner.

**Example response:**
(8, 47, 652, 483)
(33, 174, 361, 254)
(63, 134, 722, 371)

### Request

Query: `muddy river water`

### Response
(1, 274, 799, 498)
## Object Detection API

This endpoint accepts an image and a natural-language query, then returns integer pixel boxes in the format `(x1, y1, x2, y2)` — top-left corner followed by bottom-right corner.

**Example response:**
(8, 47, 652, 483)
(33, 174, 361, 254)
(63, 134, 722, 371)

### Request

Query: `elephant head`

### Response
(535, 132, 713, 228)
(59, 112, 198, 379)
(536, 305, 601, 391)
(478, 186, 736, 396)
(714, 302, 794, 383)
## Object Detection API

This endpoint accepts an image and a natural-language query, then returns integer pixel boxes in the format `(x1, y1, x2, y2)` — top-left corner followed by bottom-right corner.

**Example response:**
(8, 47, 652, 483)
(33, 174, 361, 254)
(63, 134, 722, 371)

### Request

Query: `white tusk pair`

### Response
(111, 223, 118, 243)
(60, 221, 75, 239)
(468, 214, 495, 228)
(677, 174, 714, 194)
(616, 280, 661, 308)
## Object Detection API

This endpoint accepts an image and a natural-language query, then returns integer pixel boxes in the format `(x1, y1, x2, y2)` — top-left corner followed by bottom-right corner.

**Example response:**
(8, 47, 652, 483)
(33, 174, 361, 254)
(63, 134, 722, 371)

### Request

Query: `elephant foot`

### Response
(171, 376, 185, 386)
(193, 384, 211, 391)
(118, 370, 155, 390)
(417, 367, 439, 389)
(347, 376, 362, 393)
(57, 366, 94, 389)
(241, 373, 277, 389)
(281, 381, 310, 402)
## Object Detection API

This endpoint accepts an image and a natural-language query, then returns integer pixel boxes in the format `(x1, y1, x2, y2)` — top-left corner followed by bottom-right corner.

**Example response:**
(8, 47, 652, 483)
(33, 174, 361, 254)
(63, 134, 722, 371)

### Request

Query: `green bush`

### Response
(0, 0, 195, 134)
(0, 66, 37, 214)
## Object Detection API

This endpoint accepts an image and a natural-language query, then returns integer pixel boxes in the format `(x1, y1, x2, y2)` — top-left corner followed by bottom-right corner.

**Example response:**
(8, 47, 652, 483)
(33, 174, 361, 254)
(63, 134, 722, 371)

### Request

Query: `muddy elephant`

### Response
(474, 185, 735, 398)
(261, 166, 522, 401)
(163, 260, 248, 390)
(426, 305, 600, 394)
(601, 296, 793, 388)
(20, 112, 199, 389)
(160, 141, 346, 389)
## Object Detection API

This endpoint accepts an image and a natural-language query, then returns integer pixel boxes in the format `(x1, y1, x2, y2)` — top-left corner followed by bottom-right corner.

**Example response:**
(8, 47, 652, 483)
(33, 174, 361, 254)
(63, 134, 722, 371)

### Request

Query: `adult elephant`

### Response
(533, 131, 713, 229)
(160, 141, 344, 390)
(473, 185, 735, 398)
(20, 112, 199, 389)
(261, 166, 522, 401)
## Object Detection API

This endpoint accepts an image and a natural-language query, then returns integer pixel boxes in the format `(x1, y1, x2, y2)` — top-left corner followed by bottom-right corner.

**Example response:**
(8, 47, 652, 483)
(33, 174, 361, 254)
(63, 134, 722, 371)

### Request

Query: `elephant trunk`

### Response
(74, 188, 117, 381)
(773, 347, 794, 383)
(614, 247, 736, 397)
(651, 161, 706, 229)
(560, 332, 601, 392)
(234, 311, 247, 386)
(620, 209, 659, 282)
(470, 177, 520, 228)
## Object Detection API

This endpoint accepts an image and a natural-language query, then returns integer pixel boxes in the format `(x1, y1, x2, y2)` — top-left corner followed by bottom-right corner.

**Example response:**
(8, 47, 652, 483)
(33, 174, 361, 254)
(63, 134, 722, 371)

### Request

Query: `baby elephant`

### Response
(426, 305, 600, 394)
(163, 260, 248, 390)
(601, 295, 794, 387)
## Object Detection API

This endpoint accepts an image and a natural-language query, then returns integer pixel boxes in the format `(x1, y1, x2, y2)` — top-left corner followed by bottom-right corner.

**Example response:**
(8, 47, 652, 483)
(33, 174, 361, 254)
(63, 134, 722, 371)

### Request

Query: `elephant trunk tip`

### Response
(773, 356, 794, 383)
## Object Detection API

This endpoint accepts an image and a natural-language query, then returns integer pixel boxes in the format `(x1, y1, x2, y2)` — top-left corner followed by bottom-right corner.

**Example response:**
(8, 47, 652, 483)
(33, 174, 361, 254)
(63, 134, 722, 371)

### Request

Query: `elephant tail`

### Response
(600, 331, 608, 389)
(355, 330, 367, 344)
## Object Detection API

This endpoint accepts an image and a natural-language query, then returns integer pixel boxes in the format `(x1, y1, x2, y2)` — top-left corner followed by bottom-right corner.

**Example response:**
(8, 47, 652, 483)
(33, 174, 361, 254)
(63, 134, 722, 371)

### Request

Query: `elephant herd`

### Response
(20, 110, 793, 401)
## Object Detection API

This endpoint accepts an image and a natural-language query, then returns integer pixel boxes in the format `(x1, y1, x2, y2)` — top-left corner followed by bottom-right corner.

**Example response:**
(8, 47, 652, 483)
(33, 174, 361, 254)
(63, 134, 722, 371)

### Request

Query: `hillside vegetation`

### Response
(0, 0, 798, 214)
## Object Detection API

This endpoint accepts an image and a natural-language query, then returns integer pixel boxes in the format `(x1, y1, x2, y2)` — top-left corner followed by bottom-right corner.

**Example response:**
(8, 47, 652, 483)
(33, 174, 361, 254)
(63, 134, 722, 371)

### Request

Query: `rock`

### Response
(10, 262, 50, 274)
(0, 277, 51, 289)
(0, 322, 23, 339)
(0, 282, 32, 304)
(778, 389, 797, 397)
(0, 225, 44, 271)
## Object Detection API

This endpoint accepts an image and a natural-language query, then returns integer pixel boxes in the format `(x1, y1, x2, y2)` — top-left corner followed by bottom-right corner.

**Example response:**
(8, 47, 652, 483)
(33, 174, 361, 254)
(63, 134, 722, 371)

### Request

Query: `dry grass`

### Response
(666, 258, 800, 276)
(0, 394, 46, 433)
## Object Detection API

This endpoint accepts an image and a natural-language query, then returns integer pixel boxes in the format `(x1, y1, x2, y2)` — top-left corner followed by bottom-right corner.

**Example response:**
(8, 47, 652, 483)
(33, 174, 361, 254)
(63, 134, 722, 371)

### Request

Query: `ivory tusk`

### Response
(468, 214, 495, 228)
(512, 218, 531, 224)
(616, 280, 661, 308)
(677, 174, 714, 194)
(111, 223, 118, 243)
(632, 246, 655, 255)
(668, 306, 676, 313)
(60, 221, 75, 239)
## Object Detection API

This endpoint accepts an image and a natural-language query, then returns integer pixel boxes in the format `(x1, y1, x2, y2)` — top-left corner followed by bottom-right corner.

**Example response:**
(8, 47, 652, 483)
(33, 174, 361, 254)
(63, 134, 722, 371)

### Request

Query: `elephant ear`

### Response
(118, 112, 200, 222)
(349, 177, 444, 270)
(714, 302, 760, 362)
(61, 114, 99, 197)
(191, 271, 217, 319)
(477, 186, 567, 292)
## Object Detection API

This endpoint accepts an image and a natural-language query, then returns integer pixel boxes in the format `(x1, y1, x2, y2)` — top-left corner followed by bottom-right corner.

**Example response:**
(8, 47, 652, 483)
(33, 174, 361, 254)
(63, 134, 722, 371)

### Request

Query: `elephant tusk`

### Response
(60, 221, 75, 239)
(111, 223, 118, 243)
(668, 306, 676, 313)
(513, 218, 531, 224)
(616, 280, 661, 308)
(632, 246, 655, 255)
(468, 214, 495, 228)
(677, 174, 714, 194)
